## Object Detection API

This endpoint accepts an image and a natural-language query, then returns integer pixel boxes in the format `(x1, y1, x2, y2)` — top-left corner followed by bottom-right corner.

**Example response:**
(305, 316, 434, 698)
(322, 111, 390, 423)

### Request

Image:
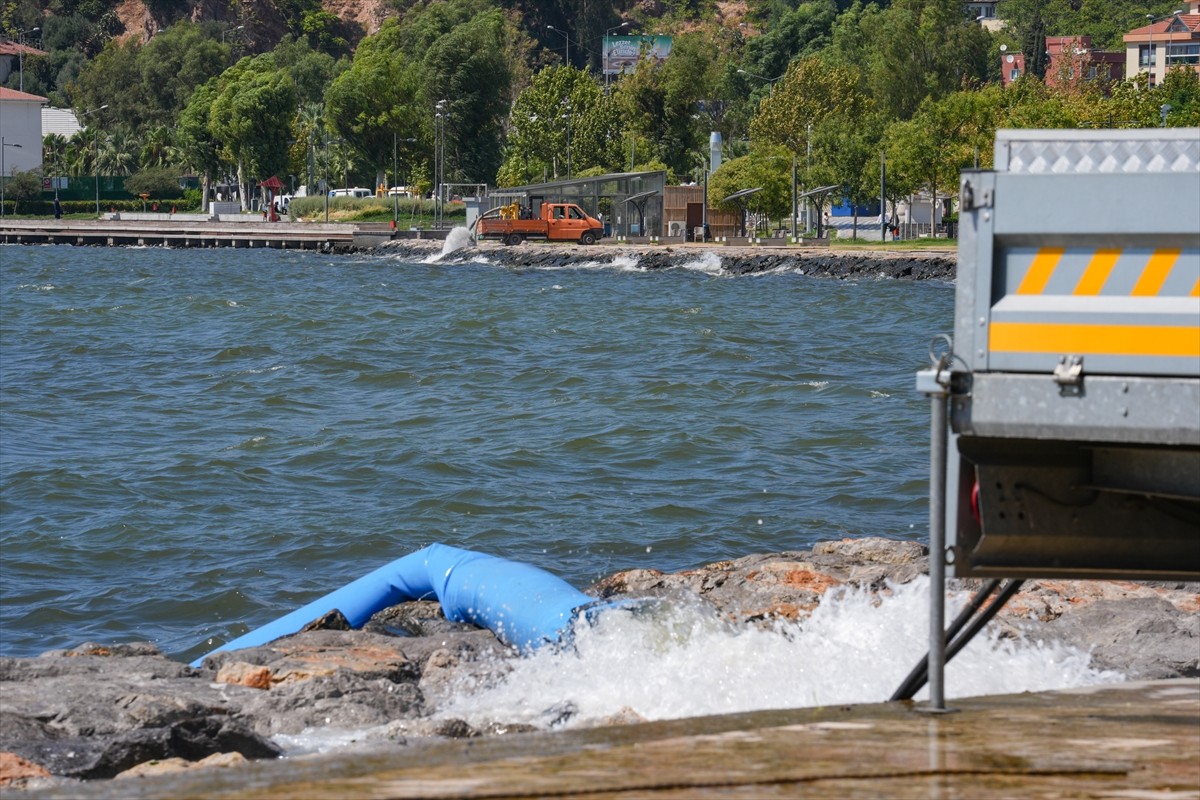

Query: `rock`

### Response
(215, 661, 273, 690)
(0, 714, 279, 780)
(375, 239, 957, 282)
(300, 608, 352, 632)
(0, 649, 279, 779)
(0, 751, 52, 786)
(114, 751, 248, 779)
(1, 537, 1195, 784)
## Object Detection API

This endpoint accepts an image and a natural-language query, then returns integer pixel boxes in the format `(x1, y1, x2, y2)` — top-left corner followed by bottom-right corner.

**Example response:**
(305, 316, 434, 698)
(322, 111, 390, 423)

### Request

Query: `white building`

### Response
(42, 107, 83, 139)
(0, 86, 48, 174)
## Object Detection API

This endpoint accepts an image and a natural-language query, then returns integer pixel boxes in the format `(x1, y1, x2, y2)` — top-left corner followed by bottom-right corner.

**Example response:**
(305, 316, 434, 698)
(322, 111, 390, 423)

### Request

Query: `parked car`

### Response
(329, 187, 372, 198)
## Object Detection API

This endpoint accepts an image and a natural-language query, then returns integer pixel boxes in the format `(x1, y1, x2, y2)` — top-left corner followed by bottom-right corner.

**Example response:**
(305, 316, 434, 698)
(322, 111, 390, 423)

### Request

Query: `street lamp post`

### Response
(737, 68, 784, 95)
(1145, 10, 1184, 86)
(604, 22, 630, 92)
(562, 100, 573, 180)
(1, 139, 22, 218)
(321, 137, 342, 223)
(393, 132, 416, 229)
(17, 28, 39, 93)
(434, 99, 447, 229)
(80, 105, 108, 217)
(547, 25, 570, 65)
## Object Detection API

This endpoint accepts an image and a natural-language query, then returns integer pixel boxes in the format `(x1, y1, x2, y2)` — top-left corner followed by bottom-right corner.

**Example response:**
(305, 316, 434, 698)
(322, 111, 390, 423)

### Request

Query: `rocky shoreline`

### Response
(2, 537, 1196, 790)
(373, 238, 958, 281)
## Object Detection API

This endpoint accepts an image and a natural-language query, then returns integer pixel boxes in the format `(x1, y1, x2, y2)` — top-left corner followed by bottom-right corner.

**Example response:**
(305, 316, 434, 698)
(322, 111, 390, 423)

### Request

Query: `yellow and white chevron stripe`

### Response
(991, 246, 1200, 360)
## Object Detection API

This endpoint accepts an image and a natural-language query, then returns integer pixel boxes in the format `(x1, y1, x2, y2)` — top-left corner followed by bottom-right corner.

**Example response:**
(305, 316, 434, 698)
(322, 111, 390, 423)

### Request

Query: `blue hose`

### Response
(191, 544, 597, 667)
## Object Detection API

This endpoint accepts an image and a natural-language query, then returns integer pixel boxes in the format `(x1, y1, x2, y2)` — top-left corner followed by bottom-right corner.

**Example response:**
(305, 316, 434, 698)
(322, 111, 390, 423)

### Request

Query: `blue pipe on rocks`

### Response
(191, 543, 598, 667)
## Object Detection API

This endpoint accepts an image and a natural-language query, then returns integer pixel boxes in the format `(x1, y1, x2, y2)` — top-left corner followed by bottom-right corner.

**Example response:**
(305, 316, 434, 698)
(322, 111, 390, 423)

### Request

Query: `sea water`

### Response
(0, 241, 1119, 733)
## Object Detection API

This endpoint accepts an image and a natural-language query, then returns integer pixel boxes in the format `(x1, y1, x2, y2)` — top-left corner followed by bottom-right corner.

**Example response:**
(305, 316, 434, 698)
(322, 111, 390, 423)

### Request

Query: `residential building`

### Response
(966, 1, 1005, 33)
(1124, 1, 1200, 87)
(1044, 36, 1123, 92)
(0, 36, 46, 90)
(1000, 47, 1026, 87)
(0, 87, 48, 174)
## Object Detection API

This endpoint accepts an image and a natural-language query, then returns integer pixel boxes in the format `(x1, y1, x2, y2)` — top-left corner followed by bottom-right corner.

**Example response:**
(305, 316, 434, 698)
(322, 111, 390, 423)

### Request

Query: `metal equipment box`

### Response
(943, 128, 1200, 581)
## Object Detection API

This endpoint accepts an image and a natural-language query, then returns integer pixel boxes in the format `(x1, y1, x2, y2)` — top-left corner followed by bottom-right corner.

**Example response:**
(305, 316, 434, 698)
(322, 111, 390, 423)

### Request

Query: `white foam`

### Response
(423, 227, 475, 263)
(433, 577, 1123, 730)
(678, 252, 723, 276)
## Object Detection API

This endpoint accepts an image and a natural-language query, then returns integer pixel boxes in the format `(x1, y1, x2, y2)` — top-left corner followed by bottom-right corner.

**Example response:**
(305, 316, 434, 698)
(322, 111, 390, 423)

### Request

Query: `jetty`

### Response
(0, 217, 448, 251)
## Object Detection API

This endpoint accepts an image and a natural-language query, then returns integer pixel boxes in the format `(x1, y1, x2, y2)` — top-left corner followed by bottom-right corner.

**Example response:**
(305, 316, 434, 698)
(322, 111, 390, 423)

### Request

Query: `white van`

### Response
(329, 187, 372, 198)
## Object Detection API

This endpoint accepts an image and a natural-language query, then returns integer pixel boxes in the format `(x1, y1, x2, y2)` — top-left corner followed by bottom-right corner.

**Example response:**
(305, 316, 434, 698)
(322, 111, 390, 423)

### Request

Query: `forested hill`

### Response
(3, 0, 1172, 80)
(2, 0, 1195, 218)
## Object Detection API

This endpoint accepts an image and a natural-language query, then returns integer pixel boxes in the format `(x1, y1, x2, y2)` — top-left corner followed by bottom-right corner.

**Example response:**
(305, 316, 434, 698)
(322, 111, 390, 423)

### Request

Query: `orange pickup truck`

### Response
(475, 202, 603, 246)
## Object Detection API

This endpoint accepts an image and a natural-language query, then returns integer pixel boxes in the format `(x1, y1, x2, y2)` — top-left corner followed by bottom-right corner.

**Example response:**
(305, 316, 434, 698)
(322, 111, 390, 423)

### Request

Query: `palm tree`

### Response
(66, 131, 95, 177)
(139, 126, 174, 170)
(97, 127, 138, 176)
(43, 134, 68, 186)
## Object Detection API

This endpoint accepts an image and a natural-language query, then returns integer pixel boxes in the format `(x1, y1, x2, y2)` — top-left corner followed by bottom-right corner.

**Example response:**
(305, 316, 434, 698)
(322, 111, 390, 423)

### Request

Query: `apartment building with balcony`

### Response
(1124, 1, 1200, 87)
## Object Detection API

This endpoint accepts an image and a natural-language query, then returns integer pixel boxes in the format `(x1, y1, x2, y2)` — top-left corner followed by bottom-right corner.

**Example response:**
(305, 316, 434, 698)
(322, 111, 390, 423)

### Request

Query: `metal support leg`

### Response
(913, 338, 954, 710)
(928, 389, 948, 711)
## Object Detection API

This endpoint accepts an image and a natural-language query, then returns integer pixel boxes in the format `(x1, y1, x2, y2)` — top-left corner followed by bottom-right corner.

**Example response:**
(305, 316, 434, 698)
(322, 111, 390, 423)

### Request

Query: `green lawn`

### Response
(829, 237, 956, 251)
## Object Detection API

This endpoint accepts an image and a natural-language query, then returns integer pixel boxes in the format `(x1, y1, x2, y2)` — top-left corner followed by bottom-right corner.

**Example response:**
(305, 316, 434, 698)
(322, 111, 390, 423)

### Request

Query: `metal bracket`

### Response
(959, 178, 993, 212)
(1053, 355, 1085, 396)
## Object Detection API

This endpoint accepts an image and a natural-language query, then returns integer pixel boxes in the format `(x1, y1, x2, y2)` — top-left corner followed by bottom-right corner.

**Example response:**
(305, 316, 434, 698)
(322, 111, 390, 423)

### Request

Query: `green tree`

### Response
(68, 21, 227, 135)
(751, 58, 862, 156)
(301, 9, 350, 58)
(811, 109, 886, 237)
(1156, 70, 1200, 127)
(177, 78, 222, 204)
(612, 32, 718, 180)
(740, 0, 839, 93)
(499, 64, 623, 186)
(209, 58, 298, 208)
(325, 44, 423, 189)
(831, 0, 990, 121)
(42, 133, 70, 183)
(418, 9, 515, 184)
(4, 169, 42, 213)
(884, 90, 997, 229)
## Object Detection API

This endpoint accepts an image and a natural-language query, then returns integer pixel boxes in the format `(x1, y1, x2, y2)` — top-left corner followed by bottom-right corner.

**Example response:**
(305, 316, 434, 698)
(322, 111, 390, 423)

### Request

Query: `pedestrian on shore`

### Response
(53, 197, 62, 220)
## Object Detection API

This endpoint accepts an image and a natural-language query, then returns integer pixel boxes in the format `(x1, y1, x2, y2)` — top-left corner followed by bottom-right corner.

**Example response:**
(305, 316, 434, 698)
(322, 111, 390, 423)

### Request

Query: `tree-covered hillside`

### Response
(2, 0, 1197, 219)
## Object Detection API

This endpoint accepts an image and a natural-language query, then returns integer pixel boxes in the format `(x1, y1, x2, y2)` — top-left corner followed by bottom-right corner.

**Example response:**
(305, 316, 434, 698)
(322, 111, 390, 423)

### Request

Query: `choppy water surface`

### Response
(1, 242, 953, 666)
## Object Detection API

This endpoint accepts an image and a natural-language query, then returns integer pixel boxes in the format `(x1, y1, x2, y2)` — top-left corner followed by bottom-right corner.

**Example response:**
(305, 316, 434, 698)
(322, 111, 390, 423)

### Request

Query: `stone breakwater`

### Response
(1, 538, 1196, 790)
(377, 239, 958, 280)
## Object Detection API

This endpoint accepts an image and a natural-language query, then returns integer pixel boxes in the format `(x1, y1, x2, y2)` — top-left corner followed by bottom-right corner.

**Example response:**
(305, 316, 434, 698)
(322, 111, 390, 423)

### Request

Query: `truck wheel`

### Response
(504, 233, 522, 246)
(580, 231, 597, 245)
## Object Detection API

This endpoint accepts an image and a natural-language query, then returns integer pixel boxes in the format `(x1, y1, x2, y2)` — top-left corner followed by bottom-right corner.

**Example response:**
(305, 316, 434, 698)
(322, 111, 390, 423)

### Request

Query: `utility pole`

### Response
(880, 150, 887, 242)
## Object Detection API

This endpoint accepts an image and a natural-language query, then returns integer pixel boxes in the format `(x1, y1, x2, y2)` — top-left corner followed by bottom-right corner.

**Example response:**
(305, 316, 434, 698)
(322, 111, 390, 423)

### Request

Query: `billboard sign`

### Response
(603, 35, 673, 76)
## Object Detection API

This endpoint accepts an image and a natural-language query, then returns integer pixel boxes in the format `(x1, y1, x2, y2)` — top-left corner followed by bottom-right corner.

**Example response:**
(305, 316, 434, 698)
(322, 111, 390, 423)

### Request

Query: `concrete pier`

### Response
(0, 219, 451, 251)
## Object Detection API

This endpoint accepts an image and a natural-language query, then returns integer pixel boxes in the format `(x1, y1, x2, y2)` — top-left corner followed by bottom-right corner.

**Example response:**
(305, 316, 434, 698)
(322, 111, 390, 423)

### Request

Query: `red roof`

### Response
(258, 176, 285, 189)
(0, 41, 47, 57)
(0, 87, 48, 103)
(1126, 13, 1200, 39)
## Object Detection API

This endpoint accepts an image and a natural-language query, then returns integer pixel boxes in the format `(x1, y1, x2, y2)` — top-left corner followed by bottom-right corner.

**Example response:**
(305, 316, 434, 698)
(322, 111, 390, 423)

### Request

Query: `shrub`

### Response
(125, 168, 184, 199)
